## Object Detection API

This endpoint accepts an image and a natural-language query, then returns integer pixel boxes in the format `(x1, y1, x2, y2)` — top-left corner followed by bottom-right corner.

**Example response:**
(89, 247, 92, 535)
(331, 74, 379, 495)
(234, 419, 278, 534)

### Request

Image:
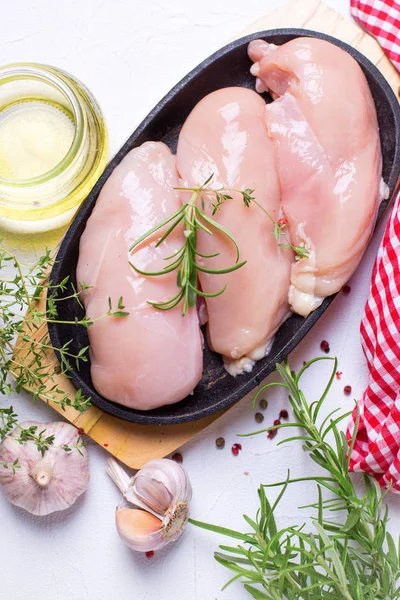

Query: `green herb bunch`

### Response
(191, 357, 400, 599)
(130, 175, 309, 316)
(0, 246, 128, 463)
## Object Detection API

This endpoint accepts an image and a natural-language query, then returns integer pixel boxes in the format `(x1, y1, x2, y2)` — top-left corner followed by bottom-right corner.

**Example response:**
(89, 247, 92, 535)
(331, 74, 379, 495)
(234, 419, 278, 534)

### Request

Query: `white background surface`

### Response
(2, 1, 400, 599)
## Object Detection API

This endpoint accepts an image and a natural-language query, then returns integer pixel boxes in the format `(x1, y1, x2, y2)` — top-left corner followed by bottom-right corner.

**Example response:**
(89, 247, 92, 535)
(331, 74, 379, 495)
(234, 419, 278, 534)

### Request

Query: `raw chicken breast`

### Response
(248, 37, 383, 316)
(176, 87, 292, 374)
(77, 142, 203, 410)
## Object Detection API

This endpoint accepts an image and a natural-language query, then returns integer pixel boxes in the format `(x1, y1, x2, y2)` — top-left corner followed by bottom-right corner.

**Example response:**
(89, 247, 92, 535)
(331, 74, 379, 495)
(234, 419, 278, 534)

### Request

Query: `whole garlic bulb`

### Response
(106, 457, 192, 552)
(0, 421, 89, 516)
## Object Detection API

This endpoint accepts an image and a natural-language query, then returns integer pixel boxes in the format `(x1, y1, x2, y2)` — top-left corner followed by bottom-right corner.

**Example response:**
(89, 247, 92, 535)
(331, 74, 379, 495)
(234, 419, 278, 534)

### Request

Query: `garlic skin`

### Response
(106, 457, 192, 552)
(0, 421, 89, 516)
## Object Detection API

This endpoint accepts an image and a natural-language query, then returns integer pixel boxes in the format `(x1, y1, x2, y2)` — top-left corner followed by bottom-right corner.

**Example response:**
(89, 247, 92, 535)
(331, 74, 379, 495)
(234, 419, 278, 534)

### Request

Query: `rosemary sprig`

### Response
(129, 176, 247, 315)
(190, 357, 400, 599)
(130, 175, 309, 315)
(0, 246, 128, 465)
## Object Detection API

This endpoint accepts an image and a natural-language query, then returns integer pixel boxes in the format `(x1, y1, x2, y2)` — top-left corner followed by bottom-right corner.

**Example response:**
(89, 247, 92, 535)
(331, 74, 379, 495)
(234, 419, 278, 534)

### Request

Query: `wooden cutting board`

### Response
(15, 0, 400, 469)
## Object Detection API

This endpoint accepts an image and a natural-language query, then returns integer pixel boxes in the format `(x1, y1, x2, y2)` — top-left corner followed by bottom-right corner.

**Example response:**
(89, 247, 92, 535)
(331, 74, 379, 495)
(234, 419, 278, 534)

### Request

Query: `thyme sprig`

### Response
(0, 459, 19, 473)
(130, 175, 309, 315)
(200, 182, 309, 262)
(191, 357, 400, 599)
(12, 423, 87, 456)
(272, 220, 310, 262)
(0, 246, 128, 466)
(0, 407, 86, 461)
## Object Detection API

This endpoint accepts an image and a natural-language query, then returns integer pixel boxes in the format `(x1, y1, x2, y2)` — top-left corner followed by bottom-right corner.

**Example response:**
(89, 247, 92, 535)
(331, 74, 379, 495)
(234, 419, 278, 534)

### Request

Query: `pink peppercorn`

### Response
(231, 443, 242, 456)
(279, 410, 289, 420)
(145, 551, 154, 559)
(320, 340, 330, 353)
(344, 385, 352, 395)
(342, 285, 351, 295)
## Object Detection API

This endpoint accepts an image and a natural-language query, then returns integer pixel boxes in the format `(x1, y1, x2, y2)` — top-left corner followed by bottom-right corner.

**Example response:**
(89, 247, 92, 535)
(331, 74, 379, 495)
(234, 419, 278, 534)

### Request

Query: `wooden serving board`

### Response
(15, 0, 400, 469)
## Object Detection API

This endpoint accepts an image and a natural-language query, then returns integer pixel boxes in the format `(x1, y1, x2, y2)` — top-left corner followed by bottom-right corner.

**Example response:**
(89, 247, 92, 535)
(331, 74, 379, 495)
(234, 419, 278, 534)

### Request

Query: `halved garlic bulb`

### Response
(106, 457, 192, 552)
(0, 421, 89, 515)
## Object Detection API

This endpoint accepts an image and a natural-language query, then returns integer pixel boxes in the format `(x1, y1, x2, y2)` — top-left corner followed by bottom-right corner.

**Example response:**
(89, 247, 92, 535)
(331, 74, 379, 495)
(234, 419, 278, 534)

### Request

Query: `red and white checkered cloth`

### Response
(351, 0, 400, 71)
(347, 193, 400, 491)
(347, 1, 400, 490)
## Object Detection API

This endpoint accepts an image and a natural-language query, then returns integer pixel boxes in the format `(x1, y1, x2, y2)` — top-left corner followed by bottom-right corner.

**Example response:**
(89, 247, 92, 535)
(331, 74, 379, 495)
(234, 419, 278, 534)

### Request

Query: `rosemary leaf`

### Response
(190, 356, 400, 599)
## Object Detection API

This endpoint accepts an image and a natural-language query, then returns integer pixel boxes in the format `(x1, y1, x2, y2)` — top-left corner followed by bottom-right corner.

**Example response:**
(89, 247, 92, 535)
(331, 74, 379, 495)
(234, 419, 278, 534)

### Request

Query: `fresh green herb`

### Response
(11, 423, 86, 456)
(130, 175, 310, 315)
(179, 181, 309, 261)
(0, 246, 128, 466)
(272, 221, 310, 261)
(190, 356, 400, 599)
(129, 177, 248, 315)
(0, 458, 19, 473)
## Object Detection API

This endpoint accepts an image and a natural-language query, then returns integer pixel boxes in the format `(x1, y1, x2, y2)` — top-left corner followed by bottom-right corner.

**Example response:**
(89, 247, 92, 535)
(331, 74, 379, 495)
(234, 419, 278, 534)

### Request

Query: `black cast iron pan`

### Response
(48, 29, 400, 424)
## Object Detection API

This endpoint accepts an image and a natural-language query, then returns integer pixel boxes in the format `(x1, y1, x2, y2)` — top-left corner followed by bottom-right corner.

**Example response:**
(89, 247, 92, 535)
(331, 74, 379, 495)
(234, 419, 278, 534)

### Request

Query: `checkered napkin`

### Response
(346, 1, 400, 490)
(351, 0, 400, 71)
(347, 193, 400, 491)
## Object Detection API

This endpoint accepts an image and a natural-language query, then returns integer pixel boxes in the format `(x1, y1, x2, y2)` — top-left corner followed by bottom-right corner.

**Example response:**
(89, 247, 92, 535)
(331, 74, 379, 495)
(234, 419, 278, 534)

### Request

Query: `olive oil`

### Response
(0, 63, 108, 251)
(0, 99, 74, 181)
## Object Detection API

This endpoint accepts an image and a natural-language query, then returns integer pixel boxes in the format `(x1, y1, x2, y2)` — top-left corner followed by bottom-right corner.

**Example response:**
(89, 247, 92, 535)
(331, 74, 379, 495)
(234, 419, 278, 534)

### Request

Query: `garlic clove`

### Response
(133, 470, 173, 514)
(132, 459, 192, 514)
(116, 508, 167, 552)
(0, 421, 89, 516)
(107, 457, 192, 553)
(105, 457, 154, 514)
(117, 507, 162, 535)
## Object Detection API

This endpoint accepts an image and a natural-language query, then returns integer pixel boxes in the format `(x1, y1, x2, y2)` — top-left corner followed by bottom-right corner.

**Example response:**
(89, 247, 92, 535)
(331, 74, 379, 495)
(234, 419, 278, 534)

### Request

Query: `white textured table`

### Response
(2, 1, 400, 599)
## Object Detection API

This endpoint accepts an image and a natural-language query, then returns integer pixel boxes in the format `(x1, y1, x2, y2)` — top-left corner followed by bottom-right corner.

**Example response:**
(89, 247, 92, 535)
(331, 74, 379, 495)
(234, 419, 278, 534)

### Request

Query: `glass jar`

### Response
(0, 63, 108, 234)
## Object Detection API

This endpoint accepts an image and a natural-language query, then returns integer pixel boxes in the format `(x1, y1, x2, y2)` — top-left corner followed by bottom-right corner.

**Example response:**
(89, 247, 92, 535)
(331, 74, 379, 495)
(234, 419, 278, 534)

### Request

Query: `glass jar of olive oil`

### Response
(0, 63, 108, 237)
